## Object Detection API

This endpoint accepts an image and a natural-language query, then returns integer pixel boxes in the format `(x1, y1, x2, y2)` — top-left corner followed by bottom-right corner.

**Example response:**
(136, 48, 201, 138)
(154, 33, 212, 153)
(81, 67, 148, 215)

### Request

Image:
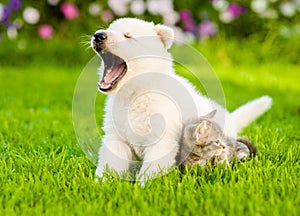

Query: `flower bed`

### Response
(0, 0, 299, 42)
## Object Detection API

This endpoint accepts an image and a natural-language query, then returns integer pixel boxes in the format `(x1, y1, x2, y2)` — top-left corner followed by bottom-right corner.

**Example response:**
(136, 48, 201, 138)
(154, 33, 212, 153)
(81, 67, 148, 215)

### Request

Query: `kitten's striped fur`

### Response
(178, 110, 256, 168)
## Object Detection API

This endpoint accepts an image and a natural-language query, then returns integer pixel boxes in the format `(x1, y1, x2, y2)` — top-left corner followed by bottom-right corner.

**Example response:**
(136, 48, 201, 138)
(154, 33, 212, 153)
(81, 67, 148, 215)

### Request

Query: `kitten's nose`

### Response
(93, 32, 107, 42)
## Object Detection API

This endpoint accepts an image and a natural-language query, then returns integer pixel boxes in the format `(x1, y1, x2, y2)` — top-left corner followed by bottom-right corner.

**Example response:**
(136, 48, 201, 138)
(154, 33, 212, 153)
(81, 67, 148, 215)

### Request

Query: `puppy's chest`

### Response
(105, 92, 182, 145)
(113, 93, 153, 136)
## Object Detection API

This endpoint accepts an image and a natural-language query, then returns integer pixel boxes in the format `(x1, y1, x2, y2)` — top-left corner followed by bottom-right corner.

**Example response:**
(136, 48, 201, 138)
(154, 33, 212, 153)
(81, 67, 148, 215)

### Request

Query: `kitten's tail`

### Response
(230, 96, 272, 133)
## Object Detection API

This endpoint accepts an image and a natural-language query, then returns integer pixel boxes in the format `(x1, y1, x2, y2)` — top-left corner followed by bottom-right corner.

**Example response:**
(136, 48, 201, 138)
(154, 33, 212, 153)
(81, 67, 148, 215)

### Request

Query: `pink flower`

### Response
(179, 9, 196, 33)
(227, 3, 246, 18)
(101, 10, 114, 22)
(38, 24, 53, 40)
(60, 2, 79, 20)
(179, 9, 193, 22)
(197, 20, 217, 38)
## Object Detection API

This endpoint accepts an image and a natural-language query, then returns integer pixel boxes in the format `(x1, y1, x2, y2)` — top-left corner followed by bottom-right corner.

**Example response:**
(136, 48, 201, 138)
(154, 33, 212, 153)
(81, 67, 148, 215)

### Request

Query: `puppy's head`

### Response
(91, 18, 174, 94)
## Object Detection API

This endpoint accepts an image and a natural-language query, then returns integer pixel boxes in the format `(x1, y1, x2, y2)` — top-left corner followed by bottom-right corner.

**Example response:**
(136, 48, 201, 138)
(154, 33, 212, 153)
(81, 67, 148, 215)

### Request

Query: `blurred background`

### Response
(0, 0, 299, 66)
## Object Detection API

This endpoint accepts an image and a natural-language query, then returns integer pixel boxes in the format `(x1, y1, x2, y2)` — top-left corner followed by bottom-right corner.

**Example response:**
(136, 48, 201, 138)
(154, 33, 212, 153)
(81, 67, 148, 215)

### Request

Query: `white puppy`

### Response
(91, 18, 272, 184)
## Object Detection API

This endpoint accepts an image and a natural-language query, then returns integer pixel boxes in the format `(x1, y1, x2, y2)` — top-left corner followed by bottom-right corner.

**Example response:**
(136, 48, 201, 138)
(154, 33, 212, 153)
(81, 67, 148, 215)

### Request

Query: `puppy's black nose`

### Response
(94, 32, 107, 42)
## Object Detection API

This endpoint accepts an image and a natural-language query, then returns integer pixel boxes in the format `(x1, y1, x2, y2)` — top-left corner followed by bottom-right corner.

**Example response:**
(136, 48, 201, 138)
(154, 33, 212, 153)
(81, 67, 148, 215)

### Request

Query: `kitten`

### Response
(178, 110, 256, 168)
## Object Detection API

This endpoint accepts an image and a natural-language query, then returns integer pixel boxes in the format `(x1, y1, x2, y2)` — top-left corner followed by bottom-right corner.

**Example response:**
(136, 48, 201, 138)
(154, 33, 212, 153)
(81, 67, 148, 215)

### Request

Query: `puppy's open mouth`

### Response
(97, 50, 127, 92)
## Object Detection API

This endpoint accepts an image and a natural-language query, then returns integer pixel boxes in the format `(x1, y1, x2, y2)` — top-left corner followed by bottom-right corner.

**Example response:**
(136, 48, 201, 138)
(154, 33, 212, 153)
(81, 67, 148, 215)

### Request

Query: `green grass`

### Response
(0, 39, 299, 215)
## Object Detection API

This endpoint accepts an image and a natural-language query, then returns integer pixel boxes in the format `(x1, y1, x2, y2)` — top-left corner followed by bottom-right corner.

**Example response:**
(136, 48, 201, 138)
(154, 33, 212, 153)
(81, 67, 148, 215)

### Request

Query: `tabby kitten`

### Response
(178, 110, 256, 168)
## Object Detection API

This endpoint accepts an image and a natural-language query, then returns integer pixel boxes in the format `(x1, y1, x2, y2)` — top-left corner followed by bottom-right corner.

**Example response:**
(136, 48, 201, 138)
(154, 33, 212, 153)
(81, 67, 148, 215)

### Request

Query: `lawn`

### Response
(0, 38, 299, 215)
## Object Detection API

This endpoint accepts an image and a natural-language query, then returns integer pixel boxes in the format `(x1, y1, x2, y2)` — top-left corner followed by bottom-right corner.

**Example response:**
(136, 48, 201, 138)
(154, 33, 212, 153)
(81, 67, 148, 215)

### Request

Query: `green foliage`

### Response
(0, 39, 299, 215)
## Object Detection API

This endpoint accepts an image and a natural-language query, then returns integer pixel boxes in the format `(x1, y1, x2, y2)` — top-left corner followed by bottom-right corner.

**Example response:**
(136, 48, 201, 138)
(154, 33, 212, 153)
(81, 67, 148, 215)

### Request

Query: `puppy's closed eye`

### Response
(123, 32, 132, 38)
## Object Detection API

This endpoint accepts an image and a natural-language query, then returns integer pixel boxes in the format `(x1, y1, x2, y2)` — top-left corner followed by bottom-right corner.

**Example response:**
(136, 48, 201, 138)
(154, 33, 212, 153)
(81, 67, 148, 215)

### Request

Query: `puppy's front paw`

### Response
(95, 167, 105, 183)
(138, 179, 146, 188)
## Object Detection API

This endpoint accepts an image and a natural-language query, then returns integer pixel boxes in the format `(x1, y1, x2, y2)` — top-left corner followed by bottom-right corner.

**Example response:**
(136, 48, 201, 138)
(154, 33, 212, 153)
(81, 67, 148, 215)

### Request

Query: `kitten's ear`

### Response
(195, 120, 211, 141)
(197, 120, 210, 134)
(203, 110, 217, 119)
(154, 24, 174, 49)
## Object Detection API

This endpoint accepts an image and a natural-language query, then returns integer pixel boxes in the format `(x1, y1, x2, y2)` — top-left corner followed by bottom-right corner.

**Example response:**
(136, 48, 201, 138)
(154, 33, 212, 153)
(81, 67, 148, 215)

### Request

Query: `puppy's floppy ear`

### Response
(154, 24, 174, 49)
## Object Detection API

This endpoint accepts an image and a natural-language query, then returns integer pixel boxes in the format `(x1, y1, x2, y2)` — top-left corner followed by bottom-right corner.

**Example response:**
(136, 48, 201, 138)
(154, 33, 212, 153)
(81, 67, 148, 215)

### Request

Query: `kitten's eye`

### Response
(216, 140, 226, 148)
(123, 33, 131, 38)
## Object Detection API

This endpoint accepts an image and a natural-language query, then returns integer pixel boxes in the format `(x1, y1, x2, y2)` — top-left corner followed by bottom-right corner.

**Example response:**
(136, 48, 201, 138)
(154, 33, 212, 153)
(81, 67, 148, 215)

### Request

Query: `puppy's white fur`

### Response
(92, 18, 272, 184)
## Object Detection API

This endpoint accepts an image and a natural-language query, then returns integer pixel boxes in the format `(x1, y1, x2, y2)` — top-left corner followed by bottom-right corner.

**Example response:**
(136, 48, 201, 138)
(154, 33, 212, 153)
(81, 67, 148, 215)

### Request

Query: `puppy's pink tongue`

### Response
(103, 64, 125, 83)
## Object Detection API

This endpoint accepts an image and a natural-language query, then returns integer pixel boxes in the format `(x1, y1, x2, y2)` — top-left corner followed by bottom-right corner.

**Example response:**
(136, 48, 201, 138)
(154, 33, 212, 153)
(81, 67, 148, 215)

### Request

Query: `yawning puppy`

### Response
(91, 18, 272, 185)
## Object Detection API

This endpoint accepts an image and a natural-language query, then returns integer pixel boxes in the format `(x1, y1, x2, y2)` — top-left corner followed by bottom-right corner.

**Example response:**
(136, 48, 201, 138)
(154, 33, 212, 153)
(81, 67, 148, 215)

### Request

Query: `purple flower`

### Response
(179, 9, 193, 22)
(227, 3, 246, 18)
(183, 20, 196, 33)
(0, 6, 10, 22)
(197, 20, 217, 38)
(9, 0, 22, 11)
